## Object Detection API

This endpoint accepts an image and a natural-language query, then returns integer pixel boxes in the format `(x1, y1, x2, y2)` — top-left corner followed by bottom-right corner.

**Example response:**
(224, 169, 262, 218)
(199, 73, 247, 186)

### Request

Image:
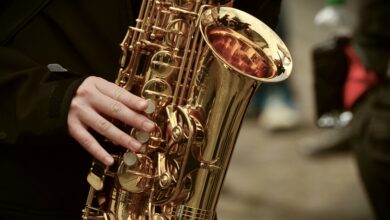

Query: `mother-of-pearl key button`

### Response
(135, 130, 150, 144)
(144, 99, 156, 114)
(123, 151, 138, 167)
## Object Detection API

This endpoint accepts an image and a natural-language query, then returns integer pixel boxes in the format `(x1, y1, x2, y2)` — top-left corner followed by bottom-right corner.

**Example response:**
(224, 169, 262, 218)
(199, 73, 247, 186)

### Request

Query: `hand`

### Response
(67, 76, 155, 166)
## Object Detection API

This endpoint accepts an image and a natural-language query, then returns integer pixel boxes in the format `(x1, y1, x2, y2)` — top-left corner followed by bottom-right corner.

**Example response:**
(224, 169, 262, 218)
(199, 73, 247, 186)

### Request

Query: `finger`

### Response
(79, 107, 143, 152)
(68, 119, 114, 166)
(94, 77, 149, 112)
(90, 93, 155, 132)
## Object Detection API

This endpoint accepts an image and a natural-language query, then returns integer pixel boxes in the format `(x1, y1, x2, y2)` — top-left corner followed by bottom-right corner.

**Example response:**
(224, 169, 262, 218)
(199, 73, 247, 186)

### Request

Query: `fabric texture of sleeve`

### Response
(0, 46, 86, 147)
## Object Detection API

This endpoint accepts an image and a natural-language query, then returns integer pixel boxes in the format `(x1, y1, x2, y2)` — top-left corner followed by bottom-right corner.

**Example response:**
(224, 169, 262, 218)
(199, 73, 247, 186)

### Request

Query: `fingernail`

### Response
(105, 156, 114, 166)
(138, 99, 148, 108)
(143, 121, 155, 131)
(131, 140, 142, 151)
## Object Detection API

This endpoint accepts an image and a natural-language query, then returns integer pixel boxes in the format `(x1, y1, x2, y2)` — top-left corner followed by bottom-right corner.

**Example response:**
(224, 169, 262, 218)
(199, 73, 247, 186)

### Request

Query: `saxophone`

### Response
(82, 0, 292, 219)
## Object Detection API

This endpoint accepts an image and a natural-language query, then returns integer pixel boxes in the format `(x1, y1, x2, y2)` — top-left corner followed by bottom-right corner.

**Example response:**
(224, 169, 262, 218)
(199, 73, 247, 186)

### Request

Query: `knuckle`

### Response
(89, 76, 105, 85)
(111, 101, 123, 114)
(76, 86, 91, 98)
(67, 117, 81, 136)
(87, 75, 99, 82)
(88, 76, 98, 80)
(79, 136, 93, 150)
(98, 120, 112, 133)
(69, 99, 82, 111)
(94, 76, 103, 82)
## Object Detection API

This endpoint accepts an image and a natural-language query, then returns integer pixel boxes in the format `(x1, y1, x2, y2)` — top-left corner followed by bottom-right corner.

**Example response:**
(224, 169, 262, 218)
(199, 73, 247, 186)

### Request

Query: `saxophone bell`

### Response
(200, 6, 292, 82)
(170, 7, 292, 219)
(82, 2, 292, 220)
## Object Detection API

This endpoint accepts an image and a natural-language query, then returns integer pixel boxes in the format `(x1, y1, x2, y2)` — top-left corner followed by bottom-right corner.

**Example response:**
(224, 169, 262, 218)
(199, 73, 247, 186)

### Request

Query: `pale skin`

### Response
(67, 76, 155, 166)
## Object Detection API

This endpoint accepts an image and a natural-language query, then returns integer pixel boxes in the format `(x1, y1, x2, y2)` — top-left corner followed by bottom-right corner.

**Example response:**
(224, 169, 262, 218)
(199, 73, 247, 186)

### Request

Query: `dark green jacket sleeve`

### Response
(0, 0, 86, 147)
(0, 46, 85, 146)
(0, 0, 133, 147)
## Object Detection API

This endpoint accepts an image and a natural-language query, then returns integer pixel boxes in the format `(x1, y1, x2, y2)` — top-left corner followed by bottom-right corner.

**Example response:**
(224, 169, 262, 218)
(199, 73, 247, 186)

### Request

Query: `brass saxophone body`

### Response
(82, 1, 292, 219)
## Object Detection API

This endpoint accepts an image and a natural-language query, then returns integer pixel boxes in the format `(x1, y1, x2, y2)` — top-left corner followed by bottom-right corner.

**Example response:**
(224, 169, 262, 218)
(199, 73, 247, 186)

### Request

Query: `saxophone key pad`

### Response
(144, 99, 156, 114)
(134, 129, 151, 144)
(123, 151, 138, 167)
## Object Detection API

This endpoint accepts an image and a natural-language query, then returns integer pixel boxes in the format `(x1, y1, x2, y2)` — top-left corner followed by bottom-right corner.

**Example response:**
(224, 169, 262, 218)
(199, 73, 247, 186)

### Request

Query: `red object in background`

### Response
(343, 46, 378, 109)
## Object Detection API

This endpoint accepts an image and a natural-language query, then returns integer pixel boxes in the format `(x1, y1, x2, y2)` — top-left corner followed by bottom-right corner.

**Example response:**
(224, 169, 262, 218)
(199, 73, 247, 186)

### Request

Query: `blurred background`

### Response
(217, 0, 375, 219)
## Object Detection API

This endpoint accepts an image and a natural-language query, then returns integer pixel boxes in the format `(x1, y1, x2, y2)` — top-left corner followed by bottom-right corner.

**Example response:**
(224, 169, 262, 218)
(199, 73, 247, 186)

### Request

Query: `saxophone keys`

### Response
(134, 129, 151, 144)
(117, 154, 153, 193)
(144, 99, 156, 114)
(142, 79, 173, 108)
(152, 213, 166, 220)
(159, 172, 172, 189)
(171, 126, 183, 142)
(150, 51, 176, 78)
(123, 151, 139, 167)
(86, 160, 107, 191)
(86, 172, 104, 191)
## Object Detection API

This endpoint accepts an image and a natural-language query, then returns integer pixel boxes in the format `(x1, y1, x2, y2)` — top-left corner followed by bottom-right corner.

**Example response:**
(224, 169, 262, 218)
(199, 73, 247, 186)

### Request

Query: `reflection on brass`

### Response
(82, 1, 292, 220)
(150, 51, 176, 78)
(206, 26, 272, 78)
(141, 79, 172, 109)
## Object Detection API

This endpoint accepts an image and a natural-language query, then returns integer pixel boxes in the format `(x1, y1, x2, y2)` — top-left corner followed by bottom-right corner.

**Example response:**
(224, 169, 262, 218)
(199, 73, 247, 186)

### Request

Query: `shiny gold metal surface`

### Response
(82, 1, 292, 219)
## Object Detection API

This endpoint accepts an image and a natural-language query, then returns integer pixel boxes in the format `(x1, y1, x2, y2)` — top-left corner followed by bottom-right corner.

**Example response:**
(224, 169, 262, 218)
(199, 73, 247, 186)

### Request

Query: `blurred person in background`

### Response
(313, 0, 390, 218)
(310, 1, 390, 218)
(304, 0, 357, 156)
(348, 0, 390, 219)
